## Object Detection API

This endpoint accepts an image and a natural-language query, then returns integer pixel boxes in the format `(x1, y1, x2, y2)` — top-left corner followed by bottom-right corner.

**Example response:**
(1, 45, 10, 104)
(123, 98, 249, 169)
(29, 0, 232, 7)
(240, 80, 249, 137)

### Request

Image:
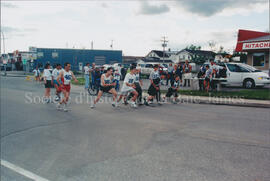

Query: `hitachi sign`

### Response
(243, 41, 270, 50)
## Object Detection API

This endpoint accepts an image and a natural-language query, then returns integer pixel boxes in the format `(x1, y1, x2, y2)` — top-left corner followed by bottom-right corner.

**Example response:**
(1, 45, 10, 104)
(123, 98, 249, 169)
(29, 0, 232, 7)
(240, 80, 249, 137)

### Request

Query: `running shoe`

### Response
(56, 103, 62, 110)
(63, 104, 68, 112)
(90, 103, 95, 109)
(112, 102, 118, 107)
(130, 101, 137, 108)
(144, 98, 150, 106)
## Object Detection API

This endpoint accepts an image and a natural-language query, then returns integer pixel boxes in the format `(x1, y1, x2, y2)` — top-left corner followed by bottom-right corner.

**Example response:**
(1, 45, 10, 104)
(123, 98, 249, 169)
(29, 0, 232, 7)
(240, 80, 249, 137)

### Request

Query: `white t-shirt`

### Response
(63, 70, 72, 85)
(114, 67, 121, 81)
(33, 69, 40, 76)
(121, 73, 135, 92)
(43, 69, 52, 80)
(52, 68, 61, 79)
(84, 66, 90, 75)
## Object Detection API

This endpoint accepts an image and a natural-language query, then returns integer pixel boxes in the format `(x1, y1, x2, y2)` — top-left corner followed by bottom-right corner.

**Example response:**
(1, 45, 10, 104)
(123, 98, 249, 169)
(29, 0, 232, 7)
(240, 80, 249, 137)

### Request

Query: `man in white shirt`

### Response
(84, 63, 90, 89)
(117, 66, 138, 108)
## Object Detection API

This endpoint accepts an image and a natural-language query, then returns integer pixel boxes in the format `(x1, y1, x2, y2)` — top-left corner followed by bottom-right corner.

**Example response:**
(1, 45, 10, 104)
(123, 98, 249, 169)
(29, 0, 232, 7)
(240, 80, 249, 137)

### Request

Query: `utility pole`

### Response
(91, 41, 93, 50)
(161, 36, 168, 64)
(1, 31, 7, 76)
(110, 40, 114, 50)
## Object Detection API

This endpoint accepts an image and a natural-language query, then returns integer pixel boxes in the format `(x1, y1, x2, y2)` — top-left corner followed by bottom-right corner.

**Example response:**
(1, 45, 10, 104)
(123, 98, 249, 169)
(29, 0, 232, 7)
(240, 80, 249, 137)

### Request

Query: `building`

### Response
(173, 49, 215, 63)
(136, 57, 173, 64)
(30, 47, 122, 71)
(146, 50, 171, 60)
(235, 29, 270, 71)
(122, 56, 144, 65)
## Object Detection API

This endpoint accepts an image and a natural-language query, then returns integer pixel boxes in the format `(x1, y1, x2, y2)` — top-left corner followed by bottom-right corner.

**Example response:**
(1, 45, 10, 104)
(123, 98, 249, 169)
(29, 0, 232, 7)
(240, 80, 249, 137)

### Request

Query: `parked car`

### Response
(203, 62, 270, 88)
(137, 63, 168, 75)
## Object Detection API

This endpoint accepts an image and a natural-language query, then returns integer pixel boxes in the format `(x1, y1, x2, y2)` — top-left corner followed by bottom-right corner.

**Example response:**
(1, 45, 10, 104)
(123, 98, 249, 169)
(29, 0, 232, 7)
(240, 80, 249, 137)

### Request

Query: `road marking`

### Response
(1, 159, 50, 181)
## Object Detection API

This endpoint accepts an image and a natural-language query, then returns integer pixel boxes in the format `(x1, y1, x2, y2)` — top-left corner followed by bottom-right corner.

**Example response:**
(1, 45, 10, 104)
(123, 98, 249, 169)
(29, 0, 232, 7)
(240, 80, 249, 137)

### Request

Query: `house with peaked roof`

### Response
(146, 50, 171, 60)
(172, 49, 215, 64)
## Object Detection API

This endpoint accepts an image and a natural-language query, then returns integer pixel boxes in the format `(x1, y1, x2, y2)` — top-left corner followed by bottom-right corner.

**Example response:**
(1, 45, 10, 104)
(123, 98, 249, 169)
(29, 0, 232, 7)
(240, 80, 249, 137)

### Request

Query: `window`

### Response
(226, 64, 238, 72)
(37, 52, 43, 58)
(237, 65, 249, 72)
(52, 52, 58, 58)
(253, 53, 265, 67)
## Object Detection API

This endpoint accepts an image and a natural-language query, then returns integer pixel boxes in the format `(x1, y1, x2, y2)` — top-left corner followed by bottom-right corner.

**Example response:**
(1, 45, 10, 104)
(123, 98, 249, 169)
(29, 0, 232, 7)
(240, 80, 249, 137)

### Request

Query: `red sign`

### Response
(243, 41, 270, 50)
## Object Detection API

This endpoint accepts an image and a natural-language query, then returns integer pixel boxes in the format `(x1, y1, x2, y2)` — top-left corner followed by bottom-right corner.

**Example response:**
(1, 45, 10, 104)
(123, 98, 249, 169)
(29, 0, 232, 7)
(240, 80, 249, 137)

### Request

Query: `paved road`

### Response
(1, 77, 270, 181)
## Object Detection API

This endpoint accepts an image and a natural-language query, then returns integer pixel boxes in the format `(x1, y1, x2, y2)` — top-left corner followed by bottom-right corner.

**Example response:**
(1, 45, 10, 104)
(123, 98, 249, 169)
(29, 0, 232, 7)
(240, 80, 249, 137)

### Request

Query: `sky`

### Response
(1, 0, 269, 56)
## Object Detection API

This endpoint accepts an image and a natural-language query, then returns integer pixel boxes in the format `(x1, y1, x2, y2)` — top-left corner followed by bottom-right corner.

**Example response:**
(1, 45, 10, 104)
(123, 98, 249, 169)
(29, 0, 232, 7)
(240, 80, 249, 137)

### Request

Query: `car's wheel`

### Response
(243, 78, 255, 89)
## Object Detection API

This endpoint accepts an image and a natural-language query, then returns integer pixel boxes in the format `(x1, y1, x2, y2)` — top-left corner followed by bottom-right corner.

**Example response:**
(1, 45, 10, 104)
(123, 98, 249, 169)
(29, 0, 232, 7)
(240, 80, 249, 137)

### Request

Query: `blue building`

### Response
(29, 47, 122, 71)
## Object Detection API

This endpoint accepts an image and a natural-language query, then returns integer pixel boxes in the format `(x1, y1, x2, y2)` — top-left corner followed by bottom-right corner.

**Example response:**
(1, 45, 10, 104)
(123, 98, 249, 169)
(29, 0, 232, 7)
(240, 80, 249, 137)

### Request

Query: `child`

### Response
(163, 75, 180, 104)
(204, 65, 211, 92)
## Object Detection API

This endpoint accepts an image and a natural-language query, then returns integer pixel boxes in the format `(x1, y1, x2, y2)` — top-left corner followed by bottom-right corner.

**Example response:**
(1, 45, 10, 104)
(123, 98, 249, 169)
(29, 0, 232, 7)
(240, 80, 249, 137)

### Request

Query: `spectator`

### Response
(175, 63, 183, 86)
(183, 60, 192, 87)
(33, 66, 41, 82)
(204, 65, 211, 92)
(84, 63, 90, 89)
(167, 63, 174, 86)
(197, 66, 205, 91)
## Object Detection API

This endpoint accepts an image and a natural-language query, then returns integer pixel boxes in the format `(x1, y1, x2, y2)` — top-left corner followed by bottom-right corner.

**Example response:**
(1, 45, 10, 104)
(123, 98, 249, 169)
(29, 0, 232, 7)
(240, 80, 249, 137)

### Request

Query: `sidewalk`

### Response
(71, 85, 270, 108)
(1, 71, 32, 77)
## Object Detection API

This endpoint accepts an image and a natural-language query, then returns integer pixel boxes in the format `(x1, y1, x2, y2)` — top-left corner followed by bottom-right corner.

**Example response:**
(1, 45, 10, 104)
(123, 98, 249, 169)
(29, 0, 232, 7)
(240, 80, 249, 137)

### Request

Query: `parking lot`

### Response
(1, 76, 270, 181)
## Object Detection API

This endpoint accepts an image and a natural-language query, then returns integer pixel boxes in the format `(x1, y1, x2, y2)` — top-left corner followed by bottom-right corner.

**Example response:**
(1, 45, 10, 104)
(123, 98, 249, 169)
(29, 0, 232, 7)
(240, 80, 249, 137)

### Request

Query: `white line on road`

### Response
(1, 159, 50, 181)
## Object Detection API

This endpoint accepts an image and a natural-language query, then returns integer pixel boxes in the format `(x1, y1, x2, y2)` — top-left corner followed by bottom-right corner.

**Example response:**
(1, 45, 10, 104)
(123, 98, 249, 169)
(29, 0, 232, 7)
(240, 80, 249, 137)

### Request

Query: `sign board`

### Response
(243, 41, 270, 50)
(29, 47, 37, 52)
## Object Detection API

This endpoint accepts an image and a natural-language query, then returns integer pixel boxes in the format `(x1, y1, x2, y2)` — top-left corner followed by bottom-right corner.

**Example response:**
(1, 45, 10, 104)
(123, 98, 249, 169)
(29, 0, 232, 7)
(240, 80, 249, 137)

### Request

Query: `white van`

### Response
(203, 62, 270, 88)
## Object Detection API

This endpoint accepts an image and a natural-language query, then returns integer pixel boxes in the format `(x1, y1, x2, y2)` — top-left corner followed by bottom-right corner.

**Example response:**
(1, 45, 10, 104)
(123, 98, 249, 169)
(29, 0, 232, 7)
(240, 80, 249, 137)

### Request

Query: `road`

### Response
(1, 77, 270, 181)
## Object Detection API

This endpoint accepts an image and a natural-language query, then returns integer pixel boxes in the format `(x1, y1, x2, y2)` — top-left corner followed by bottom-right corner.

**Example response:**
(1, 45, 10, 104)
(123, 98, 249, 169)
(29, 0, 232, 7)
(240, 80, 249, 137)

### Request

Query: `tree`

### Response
(186, 44, 201, 50)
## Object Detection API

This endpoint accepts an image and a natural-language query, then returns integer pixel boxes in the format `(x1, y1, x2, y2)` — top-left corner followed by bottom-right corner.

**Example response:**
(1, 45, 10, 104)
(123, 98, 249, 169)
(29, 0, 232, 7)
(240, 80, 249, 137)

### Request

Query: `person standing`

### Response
(33, 66, 41, 82)
(56, 62, 78, 111)
(90, 63, 96, 89)
(91, 67, 118, 109)
(183, 60, 192, 87)
(175, 63, 183, 86)
(167, 63, 174, 86)
(43, 63, 53, 103)
(197, 66, 205, 91)
(84, 63, 90, 89)
(52, 63, 63, 101)
(204, 65, 212, 93)
(113, 65, 121, 92)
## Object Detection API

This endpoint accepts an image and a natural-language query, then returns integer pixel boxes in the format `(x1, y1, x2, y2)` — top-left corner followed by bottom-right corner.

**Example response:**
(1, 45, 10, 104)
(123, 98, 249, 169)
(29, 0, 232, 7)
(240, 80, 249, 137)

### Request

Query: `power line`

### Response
(161, 36, 168, 63)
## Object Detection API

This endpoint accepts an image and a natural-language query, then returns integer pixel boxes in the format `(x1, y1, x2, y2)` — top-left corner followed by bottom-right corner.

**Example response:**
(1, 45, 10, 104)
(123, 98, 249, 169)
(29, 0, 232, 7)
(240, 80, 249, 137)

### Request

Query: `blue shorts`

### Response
(53, 80, 60, 86)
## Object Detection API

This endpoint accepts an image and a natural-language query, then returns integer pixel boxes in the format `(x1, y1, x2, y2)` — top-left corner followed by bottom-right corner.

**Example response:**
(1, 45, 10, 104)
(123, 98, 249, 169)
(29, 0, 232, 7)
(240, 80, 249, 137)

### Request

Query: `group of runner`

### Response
(36, 62, 181, 112)
(89, 64, 181, 109)
(40, 62, 78, 111)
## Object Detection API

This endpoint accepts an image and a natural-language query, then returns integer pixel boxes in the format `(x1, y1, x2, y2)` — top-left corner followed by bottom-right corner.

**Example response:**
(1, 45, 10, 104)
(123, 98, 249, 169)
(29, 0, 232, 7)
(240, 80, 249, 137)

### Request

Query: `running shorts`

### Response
(45, 81, 53, 88)
(100, 86, 113, 93)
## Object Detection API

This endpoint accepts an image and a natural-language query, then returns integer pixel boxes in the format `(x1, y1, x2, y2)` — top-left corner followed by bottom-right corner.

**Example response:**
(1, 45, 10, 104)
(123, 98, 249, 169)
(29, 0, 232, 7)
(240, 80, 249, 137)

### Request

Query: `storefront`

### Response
(235, 29, 270, 71)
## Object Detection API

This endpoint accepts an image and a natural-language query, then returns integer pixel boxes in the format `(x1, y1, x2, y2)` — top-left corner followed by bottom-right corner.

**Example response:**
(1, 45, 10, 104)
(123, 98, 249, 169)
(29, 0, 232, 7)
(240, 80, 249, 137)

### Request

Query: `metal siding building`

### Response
(32, 48, 122, 70)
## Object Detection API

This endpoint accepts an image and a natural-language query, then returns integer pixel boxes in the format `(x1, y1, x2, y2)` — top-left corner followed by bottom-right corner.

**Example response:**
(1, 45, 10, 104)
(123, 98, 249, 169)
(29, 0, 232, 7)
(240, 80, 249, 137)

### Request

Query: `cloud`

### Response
(101, 3, 108, 8)
(176, 0, 268, 17)
(139, 1, 170, 15)
(1, 26, 38, 38)
(2, 2, 18, 8)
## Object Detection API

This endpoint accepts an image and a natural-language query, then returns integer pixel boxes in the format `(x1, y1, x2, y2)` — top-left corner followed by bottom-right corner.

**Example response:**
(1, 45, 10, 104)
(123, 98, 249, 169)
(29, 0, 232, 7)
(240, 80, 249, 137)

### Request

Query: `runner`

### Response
(127, 68, 143, 105)
(56, 62, 78, 111)
(117, 66, 138, 108)
(91, 67, 118, 109)
(43, 63, 53, 103)
(52, 63, 62, 101)
(144, 64, 162, 106)
(33, 66, 41, 82)
(163, 74, 180, 104)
